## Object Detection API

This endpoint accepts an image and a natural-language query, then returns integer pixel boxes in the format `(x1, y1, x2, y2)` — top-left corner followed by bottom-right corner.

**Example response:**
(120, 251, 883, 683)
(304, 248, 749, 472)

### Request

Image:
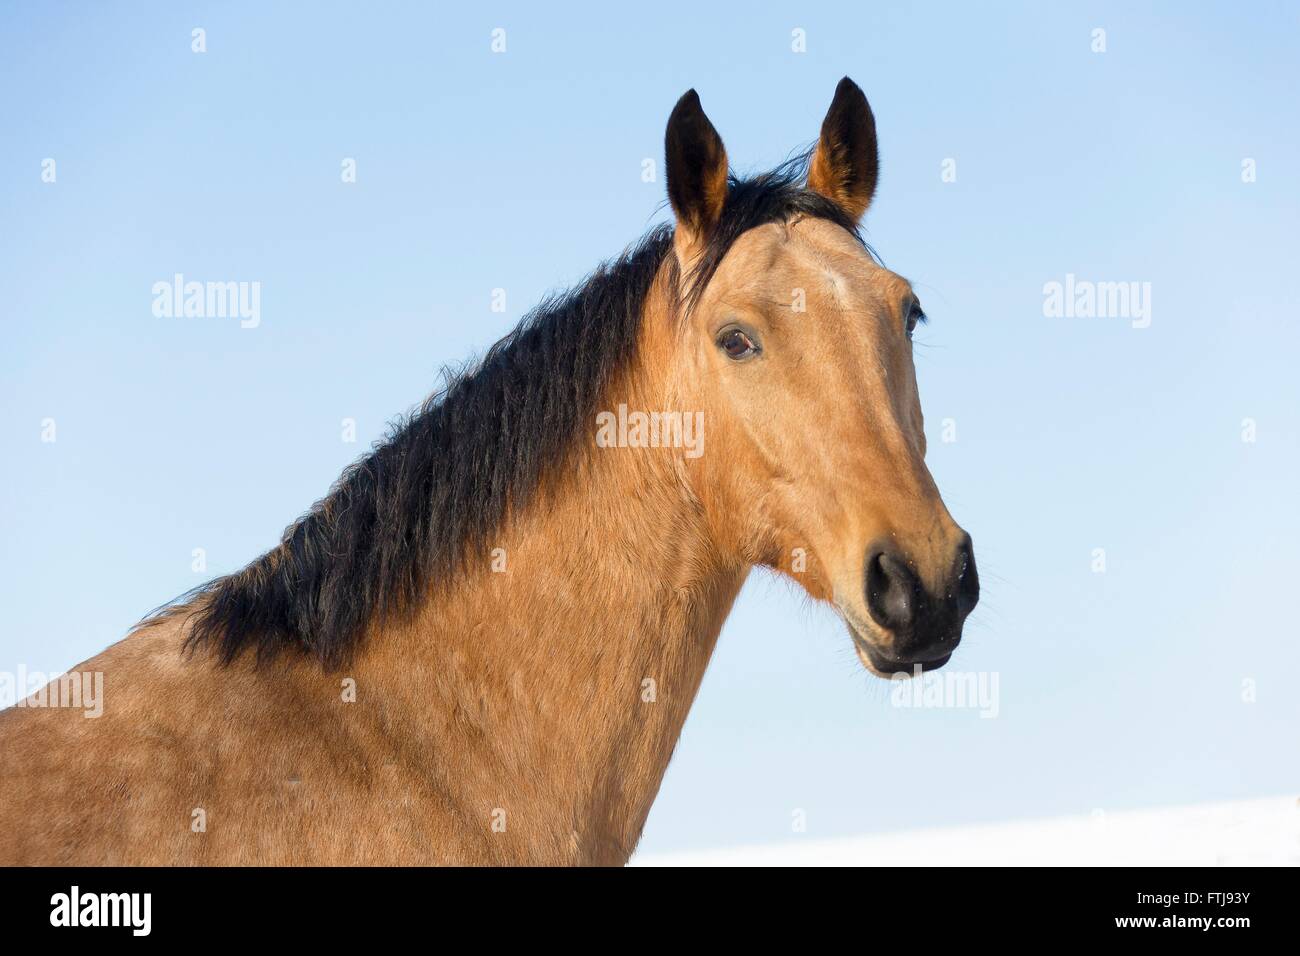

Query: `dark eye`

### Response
(718, 327, 759, 360)
(906, 300, 927, 339)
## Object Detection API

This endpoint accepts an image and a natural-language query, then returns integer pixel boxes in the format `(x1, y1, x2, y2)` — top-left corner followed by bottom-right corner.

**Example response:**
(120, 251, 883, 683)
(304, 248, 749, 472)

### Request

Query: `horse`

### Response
(0, 78, 978, 865)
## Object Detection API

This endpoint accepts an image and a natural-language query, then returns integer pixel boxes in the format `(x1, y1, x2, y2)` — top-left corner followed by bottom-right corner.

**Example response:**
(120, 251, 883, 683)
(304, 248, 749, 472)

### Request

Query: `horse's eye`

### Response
(906, 301, 926, 339)
(718, 327, 759, 360)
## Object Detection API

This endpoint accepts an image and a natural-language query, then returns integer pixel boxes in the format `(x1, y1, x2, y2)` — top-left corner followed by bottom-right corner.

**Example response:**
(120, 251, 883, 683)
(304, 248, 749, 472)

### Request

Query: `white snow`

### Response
(631, 795, 1300, 866)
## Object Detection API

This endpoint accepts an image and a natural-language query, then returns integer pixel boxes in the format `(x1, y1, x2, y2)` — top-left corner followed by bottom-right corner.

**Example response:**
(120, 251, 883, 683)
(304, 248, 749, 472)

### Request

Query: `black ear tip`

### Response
(834, 76, 867, 103)
(673, 88, 702, 113)
(668, 89, 717, 145)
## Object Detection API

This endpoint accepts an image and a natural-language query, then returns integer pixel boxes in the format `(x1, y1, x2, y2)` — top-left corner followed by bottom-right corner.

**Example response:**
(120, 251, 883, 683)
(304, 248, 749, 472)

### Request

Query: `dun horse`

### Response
(0, 79, 977, 865)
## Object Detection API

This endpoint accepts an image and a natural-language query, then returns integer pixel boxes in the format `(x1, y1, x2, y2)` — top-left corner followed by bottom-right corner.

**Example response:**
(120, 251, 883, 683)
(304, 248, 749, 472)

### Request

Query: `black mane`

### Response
(163, 156, 866, 667)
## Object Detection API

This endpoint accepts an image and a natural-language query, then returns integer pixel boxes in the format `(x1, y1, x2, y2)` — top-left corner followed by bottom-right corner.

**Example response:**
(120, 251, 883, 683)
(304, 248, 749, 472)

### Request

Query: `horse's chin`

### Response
(839, 610, 953, 679)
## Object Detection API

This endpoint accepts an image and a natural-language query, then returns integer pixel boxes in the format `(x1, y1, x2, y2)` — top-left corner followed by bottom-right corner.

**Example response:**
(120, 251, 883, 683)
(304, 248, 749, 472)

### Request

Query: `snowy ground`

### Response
(632, 795, 1300, 866)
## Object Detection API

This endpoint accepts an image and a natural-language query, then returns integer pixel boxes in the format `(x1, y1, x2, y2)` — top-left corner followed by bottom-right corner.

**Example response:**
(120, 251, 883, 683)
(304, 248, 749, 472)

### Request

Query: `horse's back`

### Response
(0, 616, 481, 865)
(0, 623, 201, 864)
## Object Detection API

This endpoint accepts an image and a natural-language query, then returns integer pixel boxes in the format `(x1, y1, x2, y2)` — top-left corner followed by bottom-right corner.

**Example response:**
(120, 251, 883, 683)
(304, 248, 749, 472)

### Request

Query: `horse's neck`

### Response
(362, 291, 747, 863)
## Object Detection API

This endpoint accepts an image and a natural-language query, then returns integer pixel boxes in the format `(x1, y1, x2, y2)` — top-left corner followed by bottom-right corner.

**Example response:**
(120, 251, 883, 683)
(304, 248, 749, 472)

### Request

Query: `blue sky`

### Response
(2, 2, 1297, 855)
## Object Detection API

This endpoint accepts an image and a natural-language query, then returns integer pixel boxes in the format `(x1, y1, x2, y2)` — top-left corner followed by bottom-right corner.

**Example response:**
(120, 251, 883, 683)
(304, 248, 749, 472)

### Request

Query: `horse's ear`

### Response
(807, 77, 879, 221)
(665, 89, 729, 251)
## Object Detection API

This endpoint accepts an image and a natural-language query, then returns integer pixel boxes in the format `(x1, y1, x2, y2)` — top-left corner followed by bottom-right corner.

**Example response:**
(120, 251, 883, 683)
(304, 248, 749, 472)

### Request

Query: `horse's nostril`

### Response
(865, 549, 920, 633)
(954, 535, 980, 619)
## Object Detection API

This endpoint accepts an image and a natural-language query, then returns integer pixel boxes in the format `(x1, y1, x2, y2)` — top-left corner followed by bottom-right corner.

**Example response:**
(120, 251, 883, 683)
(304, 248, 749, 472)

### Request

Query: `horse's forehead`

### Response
(723, 219, 904, 304)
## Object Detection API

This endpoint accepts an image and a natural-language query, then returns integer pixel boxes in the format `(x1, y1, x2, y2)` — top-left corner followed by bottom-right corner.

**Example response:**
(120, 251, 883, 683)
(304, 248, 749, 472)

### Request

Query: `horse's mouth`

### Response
(838, 606, 953, 679)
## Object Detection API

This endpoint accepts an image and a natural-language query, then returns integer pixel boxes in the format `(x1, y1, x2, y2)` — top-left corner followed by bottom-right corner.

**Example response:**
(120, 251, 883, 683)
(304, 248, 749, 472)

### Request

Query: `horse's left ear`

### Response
(807, 77, 879, 221)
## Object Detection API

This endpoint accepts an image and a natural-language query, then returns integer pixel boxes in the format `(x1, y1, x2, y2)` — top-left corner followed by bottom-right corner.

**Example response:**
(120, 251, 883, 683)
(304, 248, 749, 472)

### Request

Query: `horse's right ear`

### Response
(665, 89, 729, 255)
